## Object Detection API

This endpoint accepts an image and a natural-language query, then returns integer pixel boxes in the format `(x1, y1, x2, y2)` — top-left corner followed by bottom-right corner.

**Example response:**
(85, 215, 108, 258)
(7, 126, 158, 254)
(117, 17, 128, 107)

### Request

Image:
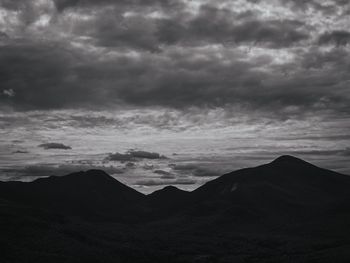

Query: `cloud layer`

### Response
(38, 142, 72, 150)
(0, 0, 349, 193)
(107, 150, 166, 161)
(0, 0, 348, 118)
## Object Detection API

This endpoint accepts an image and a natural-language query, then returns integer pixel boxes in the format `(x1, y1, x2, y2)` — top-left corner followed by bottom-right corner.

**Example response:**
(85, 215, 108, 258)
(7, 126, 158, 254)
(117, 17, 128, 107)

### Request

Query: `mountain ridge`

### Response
(1, 155, 349, 221)
(1, 155, 350, 262)
(1, 155, 348, 195)
(0, 169, 145, 221)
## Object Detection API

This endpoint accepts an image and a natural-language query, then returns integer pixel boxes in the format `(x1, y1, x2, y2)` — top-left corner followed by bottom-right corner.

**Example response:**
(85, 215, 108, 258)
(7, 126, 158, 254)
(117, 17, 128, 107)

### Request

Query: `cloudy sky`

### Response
(0, 0, 349, 193)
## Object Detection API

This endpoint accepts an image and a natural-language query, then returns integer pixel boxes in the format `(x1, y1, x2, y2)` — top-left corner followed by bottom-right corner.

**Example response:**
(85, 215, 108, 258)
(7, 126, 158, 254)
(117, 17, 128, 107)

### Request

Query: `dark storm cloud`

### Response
(0, 0, 24, 9)
(84, 4, 308, 51)
(92, 14, 161, 52)
(52, 0, 182, 12)
(107, 153, 134, 162)
(12, 150, 29, 154)
(300, 46, 350, 71)
(129, 150, 166, 159)
(280, 0, 334, 12)
(223, 19, 308, 48)
(0, 0, 182, 12)
(38, 143, 72, 150)
(0, 41, 99, 110)
(318, 31, 350, 46)
(117, 47, 349, 113)
(0, 31, 9, 40)
(107, 150, 167, 162)
(1, 38, 349, 116)
(0, 0, 349, 120)
(249, 0, 349, 14)
(182, 5, 308, 48)
(156, 17, 308, 49)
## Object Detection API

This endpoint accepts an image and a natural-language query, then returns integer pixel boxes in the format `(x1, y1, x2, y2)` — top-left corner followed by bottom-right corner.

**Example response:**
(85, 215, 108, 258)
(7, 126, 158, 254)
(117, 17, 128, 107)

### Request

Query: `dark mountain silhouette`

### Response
(143, 185, 191, 216)
(148, 185, 190, 204)
(0, 169, 144, 221)
(190, 155, 350, 218)
(1, 156, 350, 262)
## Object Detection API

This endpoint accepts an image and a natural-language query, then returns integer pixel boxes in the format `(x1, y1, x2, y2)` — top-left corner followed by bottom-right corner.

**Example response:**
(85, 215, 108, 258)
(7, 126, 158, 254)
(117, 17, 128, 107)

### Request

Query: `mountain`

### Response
(189, 155, 350, 222)
(1, 156, 349, 222)
(144, 186, 191, 216)
(0, 169, 144, 221)
(148, 185, 189, 203)
(1, 156, 350, 262)
(193, 155, 350, 202)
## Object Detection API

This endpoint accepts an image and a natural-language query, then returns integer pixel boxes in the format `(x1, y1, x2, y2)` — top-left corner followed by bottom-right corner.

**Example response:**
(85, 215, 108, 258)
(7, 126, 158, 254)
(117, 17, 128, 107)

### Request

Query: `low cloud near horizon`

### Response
(38, 143, 72, 150)
(106, 150, 167, 162)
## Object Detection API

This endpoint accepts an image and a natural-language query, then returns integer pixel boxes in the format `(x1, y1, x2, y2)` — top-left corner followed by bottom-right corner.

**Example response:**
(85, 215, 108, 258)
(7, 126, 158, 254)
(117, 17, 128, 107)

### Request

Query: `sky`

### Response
(0, 0, 349, 193)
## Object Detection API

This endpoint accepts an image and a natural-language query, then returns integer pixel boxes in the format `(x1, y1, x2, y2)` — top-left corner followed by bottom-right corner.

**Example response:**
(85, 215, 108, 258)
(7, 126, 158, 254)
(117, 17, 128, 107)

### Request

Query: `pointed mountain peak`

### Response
(270, 155, 314, 168)
(33, 169, 118, 185)
(150, 185, 182, 195)
(148, 185, 189, 198)
(272, 155, 303, 162)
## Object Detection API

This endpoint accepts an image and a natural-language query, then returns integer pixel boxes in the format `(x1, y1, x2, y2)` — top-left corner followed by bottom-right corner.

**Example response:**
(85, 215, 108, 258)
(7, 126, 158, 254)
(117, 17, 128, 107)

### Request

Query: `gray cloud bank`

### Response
(0, 0, 348, 120)
(107, 150, 167, 162)
(38, 143, 72, 150)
